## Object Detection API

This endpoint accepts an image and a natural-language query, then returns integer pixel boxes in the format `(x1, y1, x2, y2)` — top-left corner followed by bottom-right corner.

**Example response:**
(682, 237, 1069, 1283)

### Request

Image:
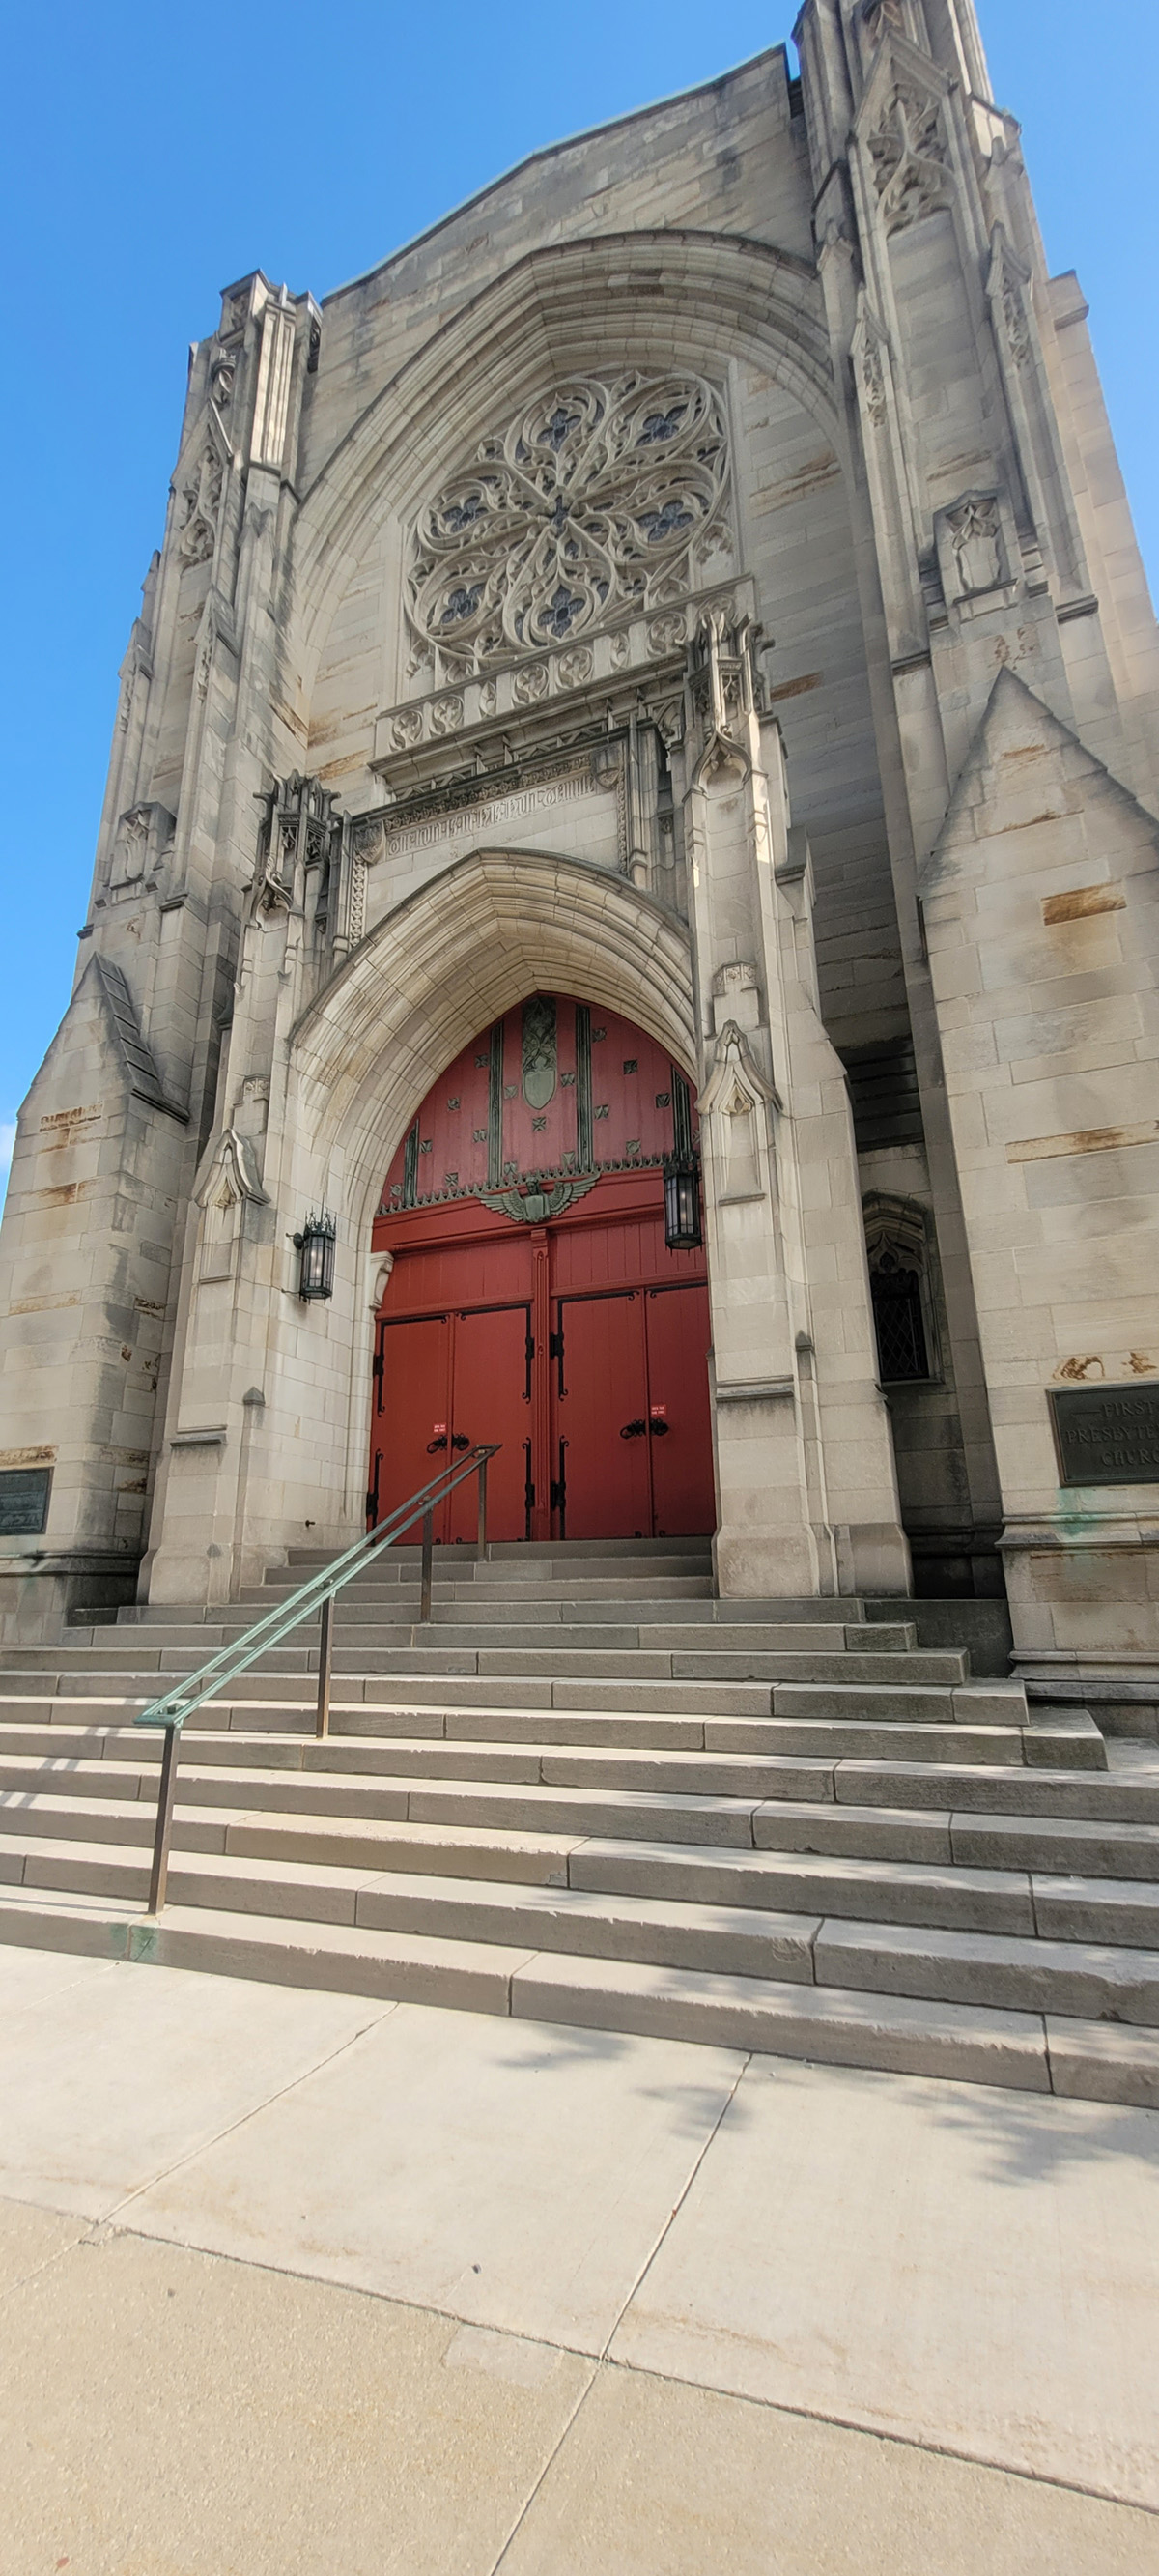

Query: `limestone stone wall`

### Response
(920, 668, 1159, 1699)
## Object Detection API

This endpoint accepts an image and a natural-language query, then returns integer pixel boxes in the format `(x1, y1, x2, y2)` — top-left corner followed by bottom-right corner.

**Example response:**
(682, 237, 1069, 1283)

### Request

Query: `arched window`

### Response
(862, 1194, 939, 1385)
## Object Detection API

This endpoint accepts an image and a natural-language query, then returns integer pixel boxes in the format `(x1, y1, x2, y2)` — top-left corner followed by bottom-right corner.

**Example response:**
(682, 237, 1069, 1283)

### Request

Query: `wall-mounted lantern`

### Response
(663, 1152, 702, 1250)
(294, 1209, 336, 1301)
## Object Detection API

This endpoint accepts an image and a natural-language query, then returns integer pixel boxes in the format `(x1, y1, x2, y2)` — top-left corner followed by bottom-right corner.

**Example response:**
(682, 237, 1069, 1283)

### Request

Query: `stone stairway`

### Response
(1, 1537, 1157, 2105)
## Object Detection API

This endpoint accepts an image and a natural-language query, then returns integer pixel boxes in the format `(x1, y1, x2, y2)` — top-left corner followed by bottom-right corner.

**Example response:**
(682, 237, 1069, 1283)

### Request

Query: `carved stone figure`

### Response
(947, 496, 1002, 595)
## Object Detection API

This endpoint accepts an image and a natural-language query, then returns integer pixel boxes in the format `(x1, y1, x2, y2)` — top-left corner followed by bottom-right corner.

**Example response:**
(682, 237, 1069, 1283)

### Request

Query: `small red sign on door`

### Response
(650, 1404, 667, 1419)
(433, 1421, 447, 1435)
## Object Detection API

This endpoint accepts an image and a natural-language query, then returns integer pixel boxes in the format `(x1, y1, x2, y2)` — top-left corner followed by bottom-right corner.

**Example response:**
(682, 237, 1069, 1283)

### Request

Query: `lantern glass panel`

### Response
(664, 1157, 702, 1250)
(297, 1212, 336, 1301)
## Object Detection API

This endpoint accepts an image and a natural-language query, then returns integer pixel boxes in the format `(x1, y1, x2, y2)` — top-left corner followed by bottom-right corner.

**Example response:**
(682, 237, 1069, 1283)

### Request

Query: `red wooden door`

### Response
(371, 990, 718, 1545)
(552, 1290, 652, 1539)
(372, 1313, 452, 1534)
(446, 1302, 533, 1543)
(643, 1282, 714, 1536)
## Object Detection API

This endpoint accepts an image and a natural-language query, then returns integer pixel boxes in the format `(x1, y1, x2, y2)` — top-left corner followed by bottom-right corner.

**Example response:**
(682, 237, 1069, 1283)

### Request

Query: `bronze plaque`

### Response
(1050, 1385, 1159, 1486)
(0, 1467, 52, 1535)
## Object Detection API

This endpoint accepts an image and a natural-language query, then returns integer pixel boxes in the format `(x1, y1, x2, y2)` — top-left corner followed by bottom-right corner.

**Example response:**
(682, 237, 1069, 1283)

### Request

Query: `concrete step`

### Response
(2, 1878, 1156, 2104)
(743, 1796, 1159, 1880)
(80, 1620, 938, 1671)
(15, 1526, 1147, 2106)
(8, 1809, 1159, 1952)
(0, 1778, 783, 1853)
(126, 1592, 721, 1626)
(1, 1671, 996, 1727)
(0, 1703, 1115, 1789)
(816, 1916, 1159, 2024)
(0, 1715, 1076, 1814)
(0, 1716, 1141, 1833)
(0, 1795, 585, 1880)
(568, 1836, 1037, 1936)
(0, 1837, 823, 1980)
(0, 1646, 973, 1703)
(9, 1757, 1159, 1919)
(0, 1726, 1044, 1816)
(283, 1537, 715, 1564)
(113, 1602, 920, 1648)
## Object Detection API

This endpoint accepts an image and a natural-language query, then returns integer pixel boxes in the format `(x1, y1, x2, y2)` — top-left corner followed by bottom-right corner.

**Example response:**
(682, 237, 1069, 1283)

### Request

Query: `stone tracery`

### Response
(406, 374, 732, 676)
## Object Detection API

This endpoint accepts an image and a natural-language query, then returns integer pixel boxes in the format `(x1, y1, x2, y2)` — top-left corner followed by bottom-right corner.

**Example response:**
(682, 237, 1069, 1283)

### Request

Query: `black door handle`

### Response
(649, 1417, 670, 1437)
(620, 1418, 647, 1440)
(426, 1435, 448, 1454)
(450, 1431, 470, 1451)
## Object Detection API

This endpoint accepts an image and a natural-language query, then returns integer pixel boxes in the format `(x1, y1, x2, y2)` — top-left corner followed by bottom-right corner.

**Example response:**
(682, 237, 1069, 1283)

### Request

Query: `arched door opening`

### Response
(368, 993, 714, 1542)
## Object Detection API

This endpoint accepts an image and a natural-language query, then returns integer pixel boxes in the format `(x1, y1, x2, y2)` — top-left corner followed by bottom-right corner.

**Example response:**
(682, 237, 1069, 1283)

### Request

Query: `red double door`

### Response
(368, 1193, 714, 1543)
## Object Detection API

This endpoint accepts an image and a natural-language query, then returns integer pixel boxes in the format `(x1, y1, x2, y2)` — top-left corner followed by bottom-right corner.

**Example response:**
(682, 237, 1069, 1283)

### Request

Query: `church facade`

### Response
(2, 0, 1157, 1728)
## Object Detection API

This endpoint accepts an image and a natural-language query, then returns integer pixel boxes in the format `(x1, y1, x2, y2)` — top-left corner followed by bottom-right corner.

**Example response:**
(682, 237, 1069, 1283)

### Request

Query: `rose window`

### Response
(407, 374, 731, 673)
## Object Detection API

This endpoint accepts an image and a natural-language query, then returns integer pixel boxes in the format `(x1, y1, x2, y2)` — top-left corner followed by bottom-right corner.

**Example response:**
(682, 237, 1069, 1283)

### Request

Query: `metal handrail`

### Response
(133, 1443, 500, 1914)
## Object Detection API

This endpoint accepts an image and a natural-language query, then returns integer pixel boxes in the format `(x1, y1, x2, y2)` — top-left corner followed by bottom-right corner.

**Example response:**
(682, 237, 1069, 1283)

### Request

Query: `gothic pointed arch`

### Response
(287, 846, 695, 1243)
(290, 231, 836, 696)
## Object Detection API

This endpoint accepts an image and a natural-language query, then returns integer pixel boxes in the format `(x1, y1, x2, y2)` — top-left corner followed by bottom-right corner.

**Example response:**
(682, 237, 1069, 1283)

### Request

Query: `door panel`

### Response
(553, 1291, 651, 1539)
(373, 1314, 452, 1535)
(447, 1302, 533, 1543)
(644, 1282, 715, 1536)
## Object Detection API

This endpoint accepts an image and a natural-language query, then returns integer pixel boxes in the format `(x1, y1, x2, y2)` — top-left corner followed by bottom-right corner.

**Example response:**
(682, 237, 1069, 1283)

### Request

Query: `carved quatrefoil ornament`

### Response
(407, 375, 732, 675)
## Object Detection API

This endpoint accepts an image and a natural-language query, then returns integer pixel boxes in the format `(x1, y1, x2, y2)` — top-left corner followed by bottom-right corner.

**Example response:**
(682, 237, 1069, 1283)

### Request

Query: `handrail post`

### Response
(316, 1594, 334, 1739)
(148, 1722, 181, 1915)
(133, 1445, 500, 1744)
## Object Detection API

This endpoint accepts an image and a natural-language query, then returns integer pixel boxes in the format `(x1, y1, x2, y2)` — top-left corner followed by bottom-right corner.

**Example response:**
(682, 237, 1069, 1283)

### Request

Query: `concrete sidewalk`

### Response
(0, 1946, 1156, 2573)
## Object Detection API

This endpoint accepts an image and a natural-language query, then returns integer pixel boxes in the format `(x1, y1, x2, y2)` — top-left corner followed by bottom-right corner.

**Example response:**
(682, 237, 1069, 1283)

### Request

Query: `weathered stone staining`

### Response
(0, 0, 1156, 1734)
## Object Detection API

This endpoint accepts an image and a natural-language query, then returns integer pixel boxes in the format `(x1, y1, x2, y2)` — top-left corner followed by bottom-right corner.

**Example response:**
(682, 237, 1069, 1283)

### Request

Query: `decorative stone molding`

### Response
(195, 1128, 269, 1286)
(218, 276, 263, 340)
(249, 773, 342, 926)
(701, 1020, 779, 1119)
(194, 1127, 268, 1213)
(211, 352, 237, 414)
(106, 801, 176, 894)
(866, 74, 949, 233)
(406, 373, 732, 675)
(711, 961, 762, 1032)
(934, 488, 1019, 611)
(177, 438, 225, 566)
(377, 580, 748, 772)
(700, 1020, 779, 1203)
(556, 644, 593, 690)
(860, 0, 904, 37)
(852, 302, 892, 432)
(988, 225, 1034, 371)
(715, 1377, 795, 1403)
(250, 283, 300, 473)
(368, 1250, 394, 1311)
(686, 607, 762, 787)
(192, 588, 237, 702)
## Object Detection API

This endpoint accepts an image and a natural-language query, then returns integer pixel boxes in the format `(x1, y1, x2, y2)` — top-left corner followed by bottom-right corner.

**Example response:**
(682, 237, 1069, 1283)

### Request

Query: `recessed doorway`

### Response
(367, 993, 714, 1542)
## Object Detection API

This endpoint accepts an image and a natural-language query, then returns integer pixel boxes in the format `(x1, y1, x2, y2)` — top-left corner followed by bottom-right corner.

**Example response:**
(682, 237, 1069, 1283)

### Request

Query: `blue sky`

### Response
(1, 0, 1155, 1189)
